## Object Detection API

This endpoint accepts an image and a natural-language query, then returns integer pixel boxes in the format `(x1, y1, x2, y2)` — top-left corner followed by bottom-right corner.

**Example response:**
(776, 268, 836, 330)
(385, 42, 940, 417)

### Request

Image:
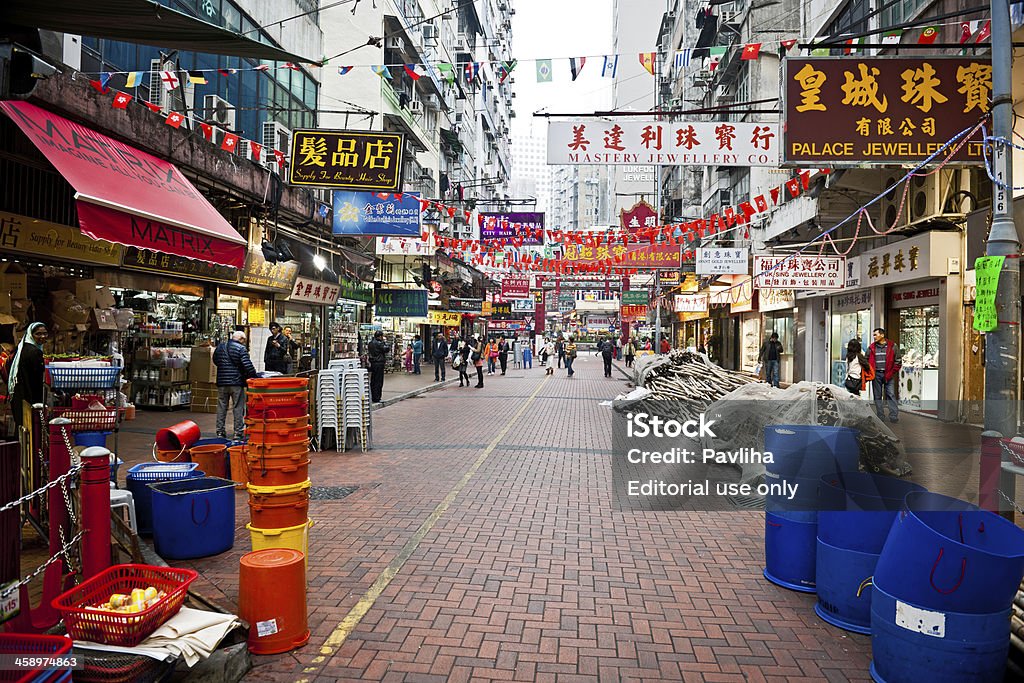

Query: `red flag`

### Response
(770, 187, 781, 205)
(249, 141, 263, 162)
(754, 194, 768, 212)
(273, 149, 286, 170)
(221, 132, 239, 152)
(164, 111, 185, 128)
(740, 43, 761, 60)
(198, 122, 213, 140)
(781, 39, 797, 51)
(739, 201, 756, 217)
(799, 170, 811, 190)
(141, 100, 162, 113)
(918, 26, 939, 44)
(89, 80, 111, 94)
(958, 22, 973, 44)
(111, 91, 133, 109)
(785, 178, 801, 197)
(974, 20, 991, 43)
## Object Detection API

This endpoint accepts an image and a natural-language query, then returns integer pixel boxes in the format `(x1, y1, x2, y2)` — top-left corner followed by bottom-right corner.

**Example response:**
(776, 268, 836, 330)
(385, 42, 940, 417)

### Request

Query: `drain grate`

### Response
(727, 495, 766, 510)
(309, 486, 358, 501)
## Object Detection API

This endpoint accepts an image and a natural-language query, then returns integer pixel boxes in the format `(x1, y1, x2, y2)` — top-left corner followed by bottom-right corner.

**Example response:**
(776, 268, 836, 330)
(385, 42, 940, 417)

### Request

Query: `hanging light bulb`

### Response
(313, 253, 327, 271)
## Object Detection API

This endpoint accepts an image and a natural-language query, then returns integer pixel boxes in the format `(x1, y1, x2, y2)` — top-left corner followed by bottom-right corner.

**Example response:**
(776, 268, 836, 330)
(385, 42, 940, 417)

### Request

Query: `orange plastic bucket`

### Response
(246, 392, 309, 409)
(246, 459, 309, 487)
(247, 480, 311, 507)
(246, 404, 309, 421)
(246, 424, 310, 445)
(189, 444, 228, 479)
(228, 446, 249, 489)
(154, 446, 190, 463)
(246, 440, 309, 460)
(247, 377, 309, 390)
(239, 548, 309, 655)
(154, 421, 201, 451)
(249, 496, 309, 529)
(245, 415, 310, 430)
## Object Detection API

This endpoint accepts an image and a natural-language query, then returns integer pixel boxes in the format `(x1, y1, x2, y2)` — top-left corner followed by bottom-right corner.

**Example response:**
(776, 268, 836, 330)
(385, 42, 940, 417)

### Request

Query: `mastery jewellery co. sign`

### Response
(290, 130, 404, 191)
(784, 57, 991, 164)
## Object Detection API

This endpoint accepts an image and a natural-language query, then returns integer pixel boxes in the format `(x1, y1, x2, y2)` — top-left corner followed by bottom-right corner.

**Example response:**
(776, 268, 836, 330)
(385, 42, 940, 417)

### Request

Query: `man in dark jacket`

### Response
(498, 336, 510, 375)
(758, 332, 784, 388)
(431, 332, 449, 382)
(214, 331, 257, 440)
(868, 327, 902, 423)
(264, 322, 289, 373)
(368, 330, 388, 403)
(599, 336, 614, 377)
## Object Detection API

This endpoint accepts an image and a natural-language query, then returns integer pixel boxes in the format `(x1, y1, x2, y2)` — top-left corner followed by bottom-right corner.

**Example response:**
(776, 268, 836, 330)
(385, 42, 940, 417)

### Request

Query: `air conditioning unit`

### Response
(408, 100, 423, 115)
(425, 93, 440, 108)
(204, 94, 236, 130)
(262, 121, 292, 171)
(879, 169, 969, 229)
(719, 10, 740, 25)
(455, 33, 470, 53)
(385, 37, 405, 52)
(422, 24, 438, 45)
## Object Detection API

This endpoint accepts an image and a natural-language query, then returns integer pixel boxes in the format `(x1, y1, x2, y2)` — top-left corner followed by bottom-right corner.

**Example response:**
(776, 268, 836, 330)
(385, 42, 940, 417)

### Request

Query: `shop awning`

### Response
(0, 101, 246, 268)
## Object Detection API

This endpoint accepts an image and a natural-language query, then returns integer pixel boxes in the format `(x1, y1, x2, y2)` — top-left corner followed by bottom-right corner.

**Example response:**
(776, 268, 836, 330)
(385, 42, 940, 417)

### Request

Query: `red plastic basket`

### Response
(51, 564, 197, 647)
(0, 634, 73, 683)
(50, 407, 122, 432)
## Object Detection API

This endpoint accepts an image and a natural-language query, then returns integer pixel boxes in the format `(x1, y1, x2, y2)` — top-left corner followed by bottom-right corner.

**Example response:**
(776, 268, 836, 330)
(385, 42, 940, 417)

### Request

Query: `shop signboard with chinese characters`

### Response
(674, 294, 709, 313)
(845, 256, 862, 289)
(240, 249, 299, 292)
(333, 191, 421, 236)
(376, 235, 434, 256)
(832, 289, 872, 312)
(753, 256, 846, 290)
(859, 230, 960, 287)
(620, 304, 648, 321)
(547, 120, 781, 166)
(288, 276, 341, 305)
(784, 58, 990, 164)
(512, 299, 535, 313)
(487, 302, 512, 316)
(696, 247, 749, 275)
(759, 289, 796, 312)
(479, 213, 544, 245)
(338, 278, 373, 304)
(658, 270, 681, 285)
(563, 242, 682, 268)
(374, 289, 428, 317)
(289, 129, 404, 191)
(557, 292, 576, 313)
(427, 310, 462, 326)
(501, 275, 531, 299)
(449, 297, 484, 314)
(0, 211, 122, 266)
(621, 290, 649, 306)
(620, 200, 658, 231)
(123, 247, 239, 284)
(730, 277, 755, 313)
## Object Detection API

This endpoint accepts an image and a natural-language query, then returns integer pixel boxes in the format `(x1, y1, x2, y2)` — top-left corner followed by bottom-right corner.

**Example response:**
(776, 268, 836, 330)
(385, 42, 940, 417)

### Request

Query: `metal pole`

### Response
(984, 0, 1020, 516)
(654, 269, 662, 351)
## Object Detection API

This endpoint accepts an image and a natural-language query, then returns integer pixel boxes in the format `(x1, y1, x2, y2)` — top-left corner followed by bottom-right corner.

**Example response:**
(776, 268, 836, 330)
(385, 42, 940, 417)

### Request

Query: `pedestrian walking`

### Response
(523, 343, 533, 369)
(7, 322, 47, 428)
(868, 327, 902, 423)
(660, 337, 671, 354)
(264, 322, 289, 373)
(412, 334, 423, 375)
(555, 335, 565, 369)
(368, 330, 388, 403)
(470, 334, 485, 388)
(758, 332, 784, 388)
(623, 337, 636, 369)
(844, 338, 874, 396)
(539, 338, 550, 367)
(564, 336, 578, 378)
(214, 331, 257, 441)
(403, 343, 413, 373)
(485, 337, 499, 375)
(498, 335, 509, 375)
(431, 332, 449, 382)
(456, 336, 472, 387)
(543, 339, 555, 375)
(599, 336, 614, 378)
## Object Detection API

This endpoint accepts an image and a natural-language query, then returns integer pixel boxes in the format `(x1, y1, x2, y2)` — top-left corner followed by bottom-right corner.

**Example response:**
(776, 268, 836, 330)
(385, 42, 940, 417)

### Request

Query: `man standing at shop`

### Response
(412, 334, 423, 375)
(368, 330, 388, 403)
(264, 322, 289, 373)
(497, 335, 510, 375)
(214, 331, 257, 441)
(868, 327, 902, 423)
(758, 332, 783, 388)
(599, 335, 614, 378)
(431, 332, 449, 382)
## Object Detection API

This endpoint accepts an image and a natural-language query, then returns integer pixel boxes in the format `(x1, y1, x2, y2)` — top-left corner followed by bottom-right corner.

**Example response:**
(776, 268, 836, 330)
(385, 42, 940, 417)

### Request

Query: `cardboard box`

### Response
(189, 347, 218, 383)
(8, 298, 32, 323)
(91, 308, 118, 331)
(51, 314, 89, 334)
(50, 291, 91, 324)
(159, 367, 188, 383)
(95, 286, 116, 309)
(0, 263, 28, 300)
(115, 308, 134, 331)
(56, 278, 97, 308)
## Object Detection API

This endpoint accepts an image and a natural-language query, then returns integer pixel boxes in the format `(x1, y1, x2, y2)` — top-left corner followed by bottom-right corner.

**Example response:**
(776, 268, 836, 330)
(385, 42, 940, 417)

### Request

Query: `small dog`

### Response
(545, 366, 554, 375)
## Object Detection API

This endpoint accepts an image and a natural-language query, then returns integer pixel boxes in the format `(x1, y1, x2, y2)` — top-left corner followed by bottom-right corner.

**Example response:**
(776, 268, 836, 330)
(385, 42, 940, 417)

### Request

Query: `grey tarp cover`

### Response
(2, 0, 315, 64)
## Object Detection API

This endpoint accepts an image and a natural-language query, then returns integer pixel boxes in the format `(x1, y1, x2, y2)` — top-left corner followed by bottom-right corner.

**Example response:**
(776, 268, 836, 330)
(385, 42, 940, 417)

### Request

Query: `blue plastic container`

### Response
(764, 425, 860, 512)
(150, 477, 236, 560)
(125, 462, 202, 535)
(869, 582, 1010, 683)
(73, 431, 110, 448)
(191, 437, 232, 448)
(874, 491, 1024, 614)
(764, 510, 817, 592)
(815, 539, 877, 634)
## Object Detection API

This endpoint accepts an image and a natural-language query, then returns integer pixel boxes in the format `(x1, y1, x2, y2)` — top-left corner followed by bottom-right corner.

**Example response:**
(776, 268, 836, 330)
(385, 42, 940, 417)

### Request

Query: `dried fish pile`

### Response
(640, 351, 758, 403)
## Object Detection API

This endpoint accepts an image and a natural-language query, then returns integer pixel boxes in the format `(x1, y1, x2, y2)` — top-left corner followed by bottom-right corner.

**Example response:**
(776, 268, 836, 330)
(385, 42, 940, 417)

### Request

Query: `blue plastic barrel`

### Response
(764, 425, 860, 512)
(191, 437, 232, 448)
(73, 431, 110, 448)
(764, 510, 817, 592)
(126, 462, 202, 535)
(869, 582, 1010, 683)
(814, 472, 928, 634)
(874, 491, 1024, 614)
(150, 477, 236, 560)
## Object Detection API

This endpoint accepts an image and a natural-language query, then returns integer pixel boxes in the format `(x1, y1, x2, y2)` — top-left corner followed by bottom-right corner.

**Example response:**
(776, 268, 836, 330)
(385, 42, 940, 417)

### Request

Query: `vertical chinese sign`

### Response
(289, 129, 405, 191)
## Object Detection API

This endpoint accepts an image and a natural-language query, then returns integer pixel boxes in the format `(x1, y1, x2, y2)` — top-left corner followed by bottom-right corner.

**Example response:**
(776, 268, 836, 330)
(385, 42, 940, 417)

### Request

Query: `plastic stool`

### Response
(109, 488, 137, 534)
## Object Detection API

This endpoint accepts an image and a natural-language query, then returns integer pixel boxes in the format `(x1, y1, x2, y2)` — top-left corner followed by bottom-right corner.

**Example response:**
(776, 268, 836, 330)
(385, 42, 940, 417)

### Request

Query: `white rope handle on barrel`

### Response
(152, 442, 188, 462)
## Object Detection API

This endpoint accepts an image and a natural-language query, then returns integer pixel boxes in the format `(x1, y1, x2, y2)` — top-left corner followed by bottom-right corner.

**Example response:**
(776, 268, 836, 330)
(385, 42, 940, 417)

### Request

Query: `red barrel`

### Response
(238, 548, 308, 655)
(155, 421, 200, 451)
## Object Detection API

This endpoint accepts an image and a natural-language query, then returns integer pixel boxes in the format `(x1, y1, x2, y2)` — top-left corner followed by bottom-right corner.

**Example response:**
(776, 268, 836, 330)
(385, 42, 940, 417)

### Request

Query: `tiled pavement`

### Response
(104, 357, 1000, 681)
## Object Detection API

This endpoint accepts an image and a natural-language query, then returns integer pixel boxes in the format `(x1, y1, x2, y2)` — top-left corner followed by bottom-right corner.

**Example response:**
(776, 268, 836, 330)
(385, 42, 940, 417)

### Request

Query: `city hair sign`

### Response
(547, 120, 780, 166)
(754, 256, 846, 290)
(784, 57, 990, 164)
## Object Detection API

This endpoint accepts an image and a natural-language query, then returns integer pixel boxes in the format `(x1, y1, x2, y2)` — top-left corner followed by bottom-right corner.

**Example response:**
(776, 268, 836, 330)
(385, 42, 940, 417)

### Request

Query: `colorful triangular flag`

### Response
(371, 65, 391, 79)
(674, 49, 692, 71)
(741, 43, 762, 60)
(781, 39, 798, 51)
(498, 60, 517, 83)
(404, 64, 423, 81)
(111, 91, 132, 109)
(974, 19, 991, 43)
(337, 66, 353, 76)
(165, 112, 185, 128)
(918, 26, 939, 44)
(124, 71, 144, 88)
(601, 55, 618, 78)
(187, 70, 208, 85)
(436, 63, 456, 83)
(569, 57, 586, 81)
(639, 52, 656, 76)
(882, 29, 903, 45)
(708, 47, 726, 71)
(141, 100, 162, 113)
(463, 62, 480, 83)
(198, 122, 213, 141)
(536, 59, 553, 83)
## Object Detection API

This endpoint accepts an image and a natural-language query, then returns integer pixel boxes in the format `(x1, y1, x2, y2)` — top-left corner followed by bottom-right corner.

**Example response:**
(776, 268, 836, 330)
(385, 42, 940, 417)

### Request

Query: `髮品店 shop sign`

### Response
(754, 256, 846, 290)
(547, 120, 781, 166)
(289, 129, 404, 191)
(289, 276, 340, 305)
(858, 230, 960, 287)
(696, 247, 749, 275)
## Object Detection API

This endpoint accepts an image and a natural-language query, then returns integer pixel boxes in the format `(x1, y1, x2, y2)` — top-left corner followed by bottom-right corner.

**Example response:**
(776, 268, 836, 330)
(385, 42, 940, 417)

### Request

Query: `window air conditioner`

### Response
(262, 121, 292, 171)
(204, 95, 236, 130)
(385, 37, 405, 52)
(408, 100, 423, 115)
(719, 10, 739, 25)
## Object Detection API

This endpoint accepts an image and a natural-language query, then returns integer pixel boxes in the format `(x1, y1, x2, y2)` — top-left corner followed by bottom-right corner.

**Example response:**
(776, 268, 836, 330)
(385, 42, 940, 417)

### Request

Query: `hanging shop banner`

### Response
(620, 200, 658, 230)
(479, 213, 544, 244)
(289, 129, 404, 191)
(0, 211, 122, 266)
(858, 230, 960, 288)
(784, 58, 990, 164)
(489, 302, 512, 316)
(449, 297, 484, 314)
(620, 304, 648, 321)
(696, 247, 749, 275)
(659, 270, 681, 285)
(240, 249, 300, 293)
(759, 289, 796, 312)
(289, 276, 341, 305)
(563, 243, 682, 268)
(427, 310, 463, 326)
(122, 246, 239, 284)
(754, 255, 846, 290)
(512, 299, 535, 313)
(333, 191, 421, 236)
(547, 120, 780, 166)
(501, 276, 531, 299)
(674, 294, 709, 313)
(621, 290, 649, 306)
(375, 235, 435, 256)
(374, 288, 428, 317)
(338, 277, 373, 304)
(973, 258, 1003, 331)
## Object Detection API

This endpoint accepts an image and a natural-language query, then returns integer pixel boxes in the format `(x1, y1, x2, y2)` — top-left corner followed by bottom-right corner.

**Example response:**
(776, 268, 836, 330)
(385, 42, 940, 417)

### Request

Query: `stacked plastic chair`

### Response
(315, 370, 342, 450)
(340, 368, 372, 452)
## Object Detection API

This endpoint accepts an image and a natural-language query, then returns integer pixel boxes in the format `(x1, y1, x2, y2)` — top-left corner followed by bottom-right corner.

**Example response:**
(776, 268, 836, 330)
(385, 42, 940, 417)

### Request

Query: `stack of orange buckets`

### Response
(238, 376, 312, 655)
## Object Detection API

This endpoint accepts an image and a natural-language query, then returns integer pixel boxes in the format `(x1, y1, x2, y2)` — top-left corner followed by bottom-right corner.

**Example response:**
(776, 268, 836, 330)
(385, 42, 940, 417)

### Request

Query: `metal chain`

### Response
(0, 530, 85, 599)
(999, 441, 1024, 467)
(56, 426, 81, 573)
(0, 464, 82, 516)
(996, 489, 1024, 518)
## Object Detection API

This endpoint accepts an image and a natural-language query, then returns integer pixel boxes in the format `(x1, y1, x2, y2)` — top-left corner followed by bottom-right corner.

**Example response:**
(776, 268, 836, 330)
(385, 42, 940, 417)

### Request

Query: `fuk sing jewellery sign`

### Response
(753, 255, 847, 290)
(290, 129, 405, 191)
(784, 57, 991, 164)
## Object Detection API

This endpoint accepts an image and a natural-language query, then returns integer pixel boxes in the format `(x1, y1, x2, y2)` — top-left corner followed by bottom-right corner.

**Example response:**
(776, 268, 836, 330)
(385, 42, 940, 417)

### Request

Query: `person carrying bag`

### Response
(843, 338, 874, 395)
